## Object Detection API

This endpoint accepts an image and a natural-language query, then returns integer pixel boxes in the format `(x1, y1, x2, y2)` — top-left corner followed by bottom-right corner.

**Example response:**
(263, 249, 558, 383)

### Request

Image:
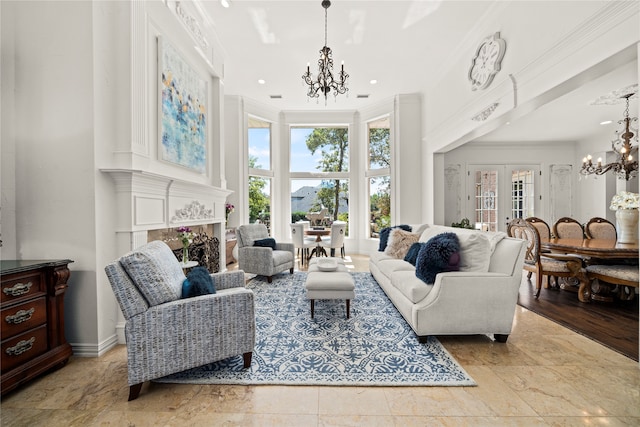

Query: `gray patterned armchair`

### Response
(237, 223, 295, 283)
(105, 240, 255, 401)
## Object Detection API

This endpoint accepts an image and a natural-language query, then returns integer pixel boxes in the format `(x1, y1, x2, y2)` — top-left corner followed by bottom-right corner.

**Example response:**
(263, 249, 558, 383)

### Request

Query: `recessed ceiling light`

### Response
(220, 0, 230, 8)
(258, 79, 266, 85)
(270, 95, 282, 99)
(369, 79, 378, 85)
(357, 94, 369, 99)
(600, 120, 613, 125)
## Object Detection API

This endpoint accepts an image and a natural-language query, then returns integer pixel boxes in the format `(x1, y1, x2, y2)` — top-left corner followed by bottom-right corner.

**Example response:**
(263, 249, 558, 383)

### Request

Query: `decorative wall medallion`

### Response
(471, 102, 500, 121)
(468, 32, 506, 91)
(171, 201, 214, 223)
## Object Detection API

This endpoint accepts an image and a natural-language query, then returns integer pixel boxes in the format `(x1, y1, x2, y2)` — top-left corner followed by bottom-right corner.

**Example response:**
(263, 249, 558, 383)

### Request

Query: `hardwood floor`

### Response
(1, 254, 639, 426)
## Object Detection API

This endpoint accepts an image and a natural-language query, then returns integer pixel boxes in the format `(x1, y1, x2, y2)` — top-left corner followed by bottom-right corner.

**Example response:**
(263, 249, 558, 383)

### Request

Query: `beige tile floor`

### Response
(2, 254, 639, 426)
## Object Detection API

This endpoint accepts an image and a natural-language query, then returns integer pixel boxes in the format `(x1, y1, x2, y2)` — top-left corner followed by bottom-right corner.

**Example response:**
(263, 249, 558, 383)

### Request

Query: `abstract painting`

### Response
(159, 37, 207, 173)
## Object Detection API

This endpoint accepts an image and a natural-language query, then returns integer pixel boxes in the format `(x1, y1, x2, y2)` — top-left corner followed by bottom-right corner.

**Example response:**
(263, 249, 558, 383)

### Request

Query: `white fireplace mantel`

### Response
(102, 168, 232, 232)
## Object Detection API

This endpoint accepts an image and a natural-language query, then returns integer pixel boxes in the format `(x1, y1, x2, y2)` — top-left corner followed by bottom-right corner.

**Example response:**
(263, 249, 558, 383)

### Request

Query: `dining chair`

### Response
(585, 264, 639, 301)
(585, 217, 617, 240)
(525, 217, 552, 243)
(290, 223, 314, 265)
(320, 221, 346, 258)
(296, 220, 316, 243)
(553, 217, 584, 239)
(508, 218, 584, 298)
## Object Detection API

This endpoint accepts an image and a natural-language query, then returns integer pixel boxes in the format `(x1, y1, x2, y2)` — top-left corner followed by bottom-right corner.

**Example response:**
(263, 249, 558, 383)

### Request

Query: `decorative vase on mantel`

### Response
(615, 208, 639, 244)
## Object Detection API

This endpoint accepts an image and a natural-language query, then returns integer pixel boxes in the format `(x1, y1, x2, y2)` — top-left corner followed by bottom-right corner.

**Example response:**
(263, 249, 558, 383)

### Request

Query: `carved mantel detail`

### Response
(171, 201, 214, 223)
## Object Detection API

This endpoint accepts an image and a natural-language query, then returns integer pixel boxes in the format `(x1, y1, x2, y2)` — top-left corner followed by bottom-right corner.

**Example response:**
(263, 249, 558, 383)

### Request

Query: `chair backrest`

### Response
(296, 220, 310, 231)
(525, 217, 551, 242)
(553, 217, 584, 239)
(237, 223, 270, 248)
(329, 222, 346, 248)
(507, 218, 540, 267)
(290, 223, 306, 247)
(585, 217, 617, 240)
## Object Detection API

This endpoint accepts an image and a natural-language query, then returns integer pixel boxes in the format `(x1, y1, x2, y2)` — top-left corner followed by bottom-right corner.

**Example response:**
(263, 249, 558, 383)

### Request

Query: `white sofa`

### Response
(369, 224, 527, 343)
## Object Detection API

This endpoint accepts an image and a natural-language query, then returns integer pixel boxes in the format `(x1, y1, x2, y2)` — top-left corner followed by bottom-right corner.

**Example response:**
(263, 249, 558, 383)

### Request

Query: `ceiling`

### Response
(199, 0, 638, 145)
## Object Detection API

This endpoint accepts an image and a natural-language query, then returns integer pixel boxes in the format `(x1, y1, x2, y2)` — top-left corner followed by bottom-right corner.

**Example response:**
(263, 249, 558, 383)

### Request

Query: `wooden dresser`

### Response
(1, 260, 73, 395)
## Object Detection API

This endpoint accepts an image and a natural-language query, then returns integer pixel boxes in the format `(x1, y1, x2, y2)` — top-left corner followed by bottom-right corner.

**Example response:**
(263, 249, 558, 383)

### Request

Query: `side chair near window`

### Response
(290, 223, 314, 265)
(105, 241, 255, 401)
(553, 217, 585, 239)
(585, 217, 617, 240)
(237, 223, 295, 282)
(508, 218, 584, 298)
(321, 221, 346, 258)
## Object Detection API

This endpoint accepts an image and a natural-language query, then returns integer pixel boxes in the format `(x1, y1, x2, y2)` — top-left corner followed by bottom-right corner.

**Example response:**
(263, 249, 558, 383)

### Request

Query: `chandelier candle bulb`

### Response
(597, 157, 602, 167)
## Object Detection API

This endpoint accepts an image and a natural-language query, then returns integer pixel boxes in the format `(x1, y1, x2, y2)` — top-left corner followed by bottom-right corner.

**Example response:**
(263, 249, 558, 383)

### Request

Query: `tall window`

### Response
(366, 117, 390, 238)
(290, 127, 349, 232)
(248, 116, 272, 230)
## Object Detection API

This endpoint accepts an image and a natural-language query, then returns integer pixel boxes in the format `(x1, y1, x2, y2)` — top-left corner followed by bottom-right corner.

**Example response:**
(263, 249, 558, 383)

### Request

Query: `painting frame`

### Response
(158, 36, 208, 174)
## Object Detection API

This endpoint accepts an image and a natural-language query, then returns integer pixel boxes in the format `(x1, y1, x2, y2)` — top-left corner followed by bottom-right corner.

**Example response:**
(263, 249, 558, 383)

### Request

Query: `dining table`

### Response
(304, 228, 331, 260)
(540, 238, 639, 302)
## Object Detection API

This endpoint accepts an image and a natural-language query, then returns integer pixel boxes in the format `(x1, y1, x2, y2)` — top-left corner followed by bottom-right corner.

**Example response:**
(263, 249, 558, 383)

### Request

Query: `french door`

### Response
(467, 165, 541, 232)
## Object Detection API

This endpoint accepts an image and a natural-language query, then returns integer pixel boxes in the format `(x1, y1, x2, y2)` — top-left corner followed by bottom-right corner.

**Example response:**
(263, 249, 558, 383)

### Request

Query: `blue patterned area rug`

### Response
(155, 272, 475, 386)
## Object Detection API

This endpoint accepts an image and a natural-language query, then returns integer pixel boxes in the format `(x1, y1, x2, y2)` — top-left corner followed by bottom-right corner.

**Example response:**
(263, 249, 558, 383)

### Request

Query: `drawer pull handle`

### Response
(5, 337, 35, 356)
(3, 282, 33, 297)
(5, 308, 35, 324)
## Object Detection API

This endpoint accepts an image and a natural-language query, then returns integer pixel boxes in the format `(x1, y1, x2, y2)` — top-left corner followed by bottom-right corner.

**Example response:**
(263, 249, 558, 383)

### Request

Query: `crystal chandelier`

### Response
(580, 93, 638, 181)
(302, 0, 349, 102)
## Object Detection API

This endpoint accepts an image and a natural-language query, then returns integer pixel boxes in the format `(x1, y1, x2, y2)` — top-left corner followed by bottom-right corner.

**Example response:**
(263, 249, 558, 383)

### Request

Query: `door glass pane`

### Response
(474, 170, 498, 231)
(510, 169, 535, 219)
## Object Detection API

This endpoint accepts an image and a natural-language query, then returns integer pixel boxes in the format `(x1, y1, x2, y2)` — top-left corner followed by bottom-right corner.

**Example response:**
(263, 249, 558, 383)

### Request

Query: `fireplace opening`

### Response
(148, 225, 220, 273)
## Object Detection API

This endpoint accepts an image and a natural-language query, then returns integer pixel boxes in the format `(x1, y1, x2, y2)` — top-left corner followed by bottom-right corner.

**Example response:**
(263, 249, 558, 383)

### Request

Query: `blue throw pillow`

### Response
(182, 266, 216, 298)
(253, 237, 277, 249)
(415, 232, 461, 284)
(404, 242, 425, 266)
(378, 224, 412, 251)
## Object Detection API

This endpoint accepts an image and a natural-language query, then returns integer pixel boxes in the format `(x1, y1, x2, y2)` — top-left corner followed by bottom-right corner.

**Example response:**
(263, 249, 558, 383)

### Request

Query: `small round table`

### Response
(304, 229, 330, 259)
(179, 260, 198, 273)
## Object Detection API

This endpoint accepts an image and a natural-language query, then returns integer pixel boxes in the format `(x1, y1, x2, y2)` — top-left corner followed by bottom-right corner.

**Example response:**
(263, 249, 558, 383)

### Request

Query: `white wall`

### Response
(1, 0, 229, 355)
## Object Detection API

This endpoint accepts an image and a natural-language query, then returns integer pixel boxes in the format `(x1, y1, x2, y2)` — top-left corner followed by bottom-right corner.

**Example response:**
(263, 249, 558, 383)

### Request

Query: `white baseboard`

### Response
(70, 334, 119, 357)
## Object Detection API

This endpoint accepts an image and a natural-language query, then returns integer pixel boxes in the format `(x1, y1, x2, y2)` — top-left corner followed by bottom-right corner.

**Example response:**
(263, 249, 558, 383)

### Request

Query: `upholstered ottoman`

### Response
(305, 258, 355, 319)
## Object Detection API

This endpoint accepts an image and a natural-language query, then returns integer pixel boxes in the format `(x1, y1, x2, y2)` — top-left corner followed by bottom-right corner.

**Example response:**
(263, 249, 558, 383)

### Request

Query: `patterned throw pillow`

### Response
(384, 228, 420, 259)
(254, 238, 277, 250)
(120, 240, 185, 306)
(415, 232, 461, 284)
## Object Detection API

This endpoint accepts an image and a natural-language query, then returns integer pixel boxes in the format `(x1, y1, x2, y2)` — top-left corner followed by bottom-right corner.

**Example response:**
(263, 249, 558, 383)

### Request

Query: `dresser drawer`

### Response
(1, 325, 48, 372)
(1, 298, 47, 338)
(1, 272, 45, 304)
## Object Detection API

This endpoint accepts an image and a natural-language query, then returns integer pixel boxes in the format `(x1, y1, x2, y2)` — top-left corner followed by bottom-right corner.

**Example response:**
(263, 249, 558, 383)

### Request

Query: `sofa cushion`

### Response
(120, 240, 186, 306)
(376, 258, 416, 277)
(457, 233, 491, 272)
(379, 224, 412, 251)
(391, 270, 433, 303)
(384, 228, 420, 259)
(370, 251, 395, 263)
(415, 232, 461, 284)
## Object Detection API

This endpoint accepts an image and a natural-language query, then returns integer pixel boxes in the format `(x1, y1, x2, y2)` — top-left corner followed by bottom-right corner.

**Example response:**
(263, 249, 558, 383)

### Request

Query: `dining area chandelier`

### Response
(302, 0, 349, 102)
(580, 92, 638, 181)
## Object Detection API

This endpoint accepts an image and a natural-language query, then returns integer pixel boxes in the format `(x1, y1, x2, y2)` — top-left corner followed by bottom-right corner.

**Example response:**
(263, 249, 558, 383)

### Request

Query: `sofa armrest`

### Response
(417, 272, 519, 309)
(275, 242, 295, 254)
(210, 270, 246, 291)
